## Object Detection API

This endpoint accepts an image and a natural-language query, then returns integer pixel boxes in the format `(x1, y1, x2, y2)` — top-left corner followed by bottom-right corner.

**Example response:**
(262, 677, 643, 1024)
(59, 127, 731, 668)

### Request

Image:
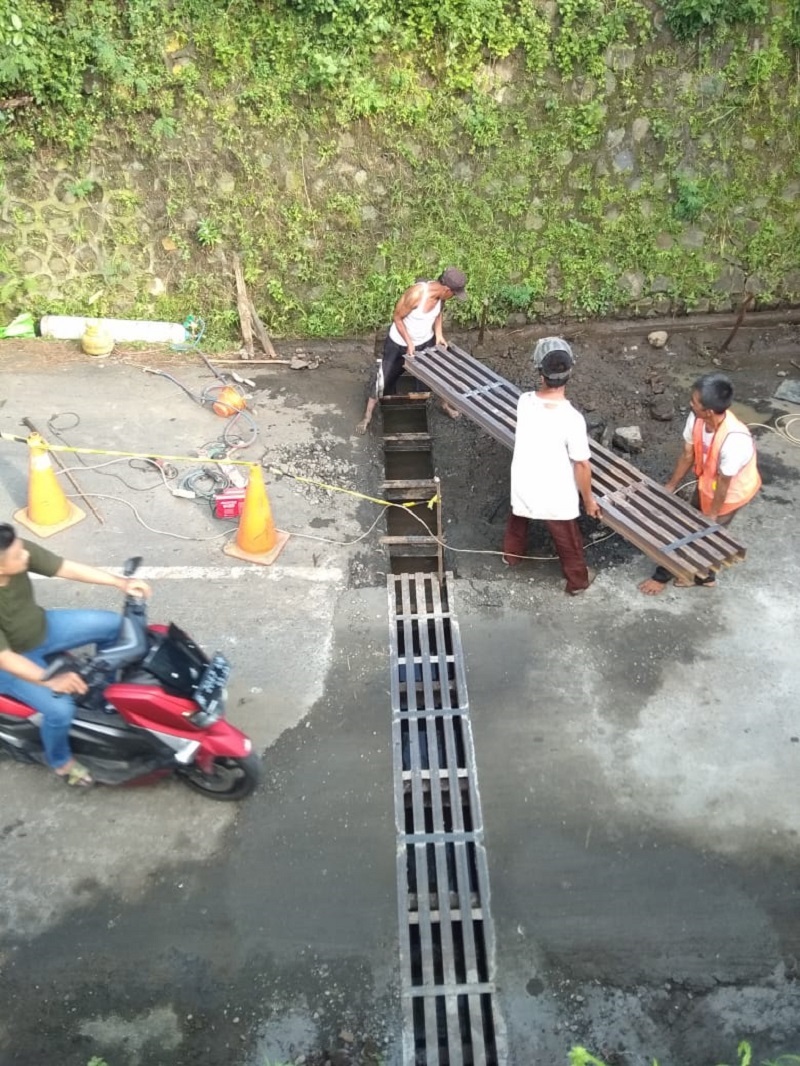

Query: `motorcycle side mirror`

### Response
(123, 556, 143, 578)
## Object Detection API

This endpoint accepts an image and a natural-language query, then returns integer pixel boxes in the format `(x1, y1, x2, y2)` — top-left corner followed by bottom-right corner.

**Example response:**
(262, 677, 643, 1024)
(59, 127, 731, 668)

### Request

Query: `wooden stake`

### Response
(21, 417, 103, 525)
(247, 298, 279, 360)
(209, 359, 294, 365)
(718, 292, 755, 355)
(478, 299, 488, 345)
(233, 253, 254, 360)
(434, 475, 445, 586)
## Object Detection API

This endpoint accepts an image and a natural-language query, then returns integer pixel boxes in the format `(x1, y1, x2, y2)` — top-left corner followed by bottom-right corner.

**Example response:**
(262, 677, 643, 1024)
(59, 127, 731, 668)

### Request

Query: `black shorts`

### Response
(370, 334, 435, 399)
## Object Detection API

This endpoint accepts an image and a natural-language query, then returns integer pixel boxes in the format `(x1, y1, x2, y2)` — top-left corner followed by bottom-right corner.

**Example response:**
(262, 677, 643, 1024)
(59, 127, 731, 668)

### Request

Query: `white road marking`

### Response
(34, 565, 344, 583)
(120, 565, 344, 582)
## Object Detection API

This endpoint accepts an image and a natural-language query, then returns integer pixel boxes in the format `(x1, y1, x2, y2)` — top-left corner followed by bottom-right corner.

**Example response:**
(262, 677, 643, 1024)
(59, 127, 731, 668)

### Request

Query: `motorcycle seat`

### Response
(0, 694, 36, 715)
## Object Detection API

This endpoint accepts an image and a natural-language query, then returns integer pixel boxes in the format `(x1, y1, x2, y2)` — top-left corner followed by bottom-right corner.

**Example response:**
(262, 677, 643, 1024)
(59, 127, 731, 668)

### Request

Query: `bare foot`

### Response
(672, 577, 694, 588)
(440, 401, 461, 420)
(638, 577, 668, 596)
(355, 419, 370, 436)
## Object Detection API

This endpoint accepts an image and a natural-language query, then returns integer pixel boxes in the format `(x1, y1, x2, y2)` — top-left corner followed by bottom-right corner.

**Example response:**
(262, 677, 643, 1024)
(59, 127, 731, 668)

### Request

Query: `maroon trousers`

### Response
(503, 512, 590, 594)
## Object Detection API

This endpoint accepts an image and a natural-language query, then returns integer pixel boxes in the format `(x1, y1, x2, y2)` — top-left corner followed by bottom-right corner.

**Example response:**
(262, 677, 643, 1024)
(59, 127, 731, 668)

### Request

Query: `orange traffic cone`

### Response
(222, 465, 289, 566)
(14, 434, 86, 537)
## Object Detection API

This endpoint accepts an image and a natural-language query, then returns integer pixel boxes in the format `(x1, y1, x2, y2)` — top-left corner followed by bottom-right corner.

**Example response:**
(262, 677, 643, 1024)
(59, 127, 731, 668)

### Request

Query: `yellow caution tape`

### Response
(269, 466, 438, 511)
(0, 432, 440, 511)
(0, 431, 256, 468)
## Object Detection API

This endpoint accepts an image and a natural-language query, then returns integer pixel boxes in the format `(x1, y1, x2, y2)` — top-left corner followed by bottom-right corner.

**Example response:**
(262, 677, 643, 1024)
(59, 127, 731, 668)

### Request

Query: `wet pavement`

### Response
(0, 329, 799, 1065)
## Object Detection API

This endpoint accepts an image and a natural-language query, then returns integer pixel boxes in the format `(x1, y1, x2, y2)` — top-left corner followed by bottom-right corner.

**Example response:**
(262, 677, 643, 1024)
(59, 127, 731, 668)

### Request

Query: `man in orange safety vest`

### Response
(639, 372, 760, 595)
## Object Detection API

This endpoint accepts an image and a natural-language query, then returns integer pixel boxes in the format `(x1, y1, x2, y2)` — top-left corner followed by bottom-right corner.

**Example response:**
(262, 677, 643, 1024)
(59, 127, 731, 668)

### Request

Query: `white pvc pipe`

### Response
(40, 315, 187, 345)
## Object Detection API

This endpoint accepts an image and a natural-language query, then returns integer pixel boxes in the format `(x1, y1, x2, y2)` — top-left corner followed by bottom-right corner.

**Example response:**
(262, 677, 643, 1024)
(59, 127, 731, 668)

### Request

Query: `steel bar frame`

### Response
(408, 343, 746, 582)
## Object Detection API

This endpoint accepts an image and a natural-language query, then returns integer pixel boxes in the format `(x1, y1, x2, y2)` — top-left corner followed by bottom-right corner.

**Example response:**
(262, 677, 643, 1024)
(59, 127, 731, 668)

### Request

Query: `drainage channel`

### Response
(378, 385, 506, 1064)
(379, 393, 442, 576)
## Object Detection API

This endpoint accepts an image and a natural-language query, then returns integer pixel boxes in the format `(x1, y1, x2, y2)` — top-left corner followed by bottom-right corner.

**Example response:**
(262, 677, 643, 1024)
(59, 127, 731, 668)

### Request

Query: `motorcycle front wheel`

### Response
(180, 753, 262, 801)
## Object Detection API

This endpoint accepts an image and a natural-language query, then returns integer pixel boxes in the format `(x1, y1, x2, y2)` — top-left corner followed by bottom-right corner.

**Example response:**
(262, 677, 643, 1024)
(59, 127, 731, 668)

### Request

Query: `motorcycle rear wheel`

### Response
(180, 753, 262, 801)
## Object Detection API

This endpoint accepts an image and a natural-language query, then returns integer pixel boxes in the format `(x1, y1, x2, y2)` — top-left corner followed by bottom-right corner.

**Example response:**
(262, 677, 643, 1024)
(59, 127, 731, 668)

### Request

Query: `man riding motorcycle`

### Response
(0, 522, 151, 787)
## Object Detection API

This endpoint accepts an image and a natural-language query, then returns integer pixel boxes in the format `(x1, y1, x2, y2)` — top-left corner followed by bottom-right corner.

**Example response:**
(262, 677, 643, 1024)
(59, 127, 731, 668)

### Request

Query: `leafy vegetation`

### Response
(673, 177, 706, 221)
(662, 0, 768, 40)
(569, 1045, 800, 1065)
(0, 0, 798, 340)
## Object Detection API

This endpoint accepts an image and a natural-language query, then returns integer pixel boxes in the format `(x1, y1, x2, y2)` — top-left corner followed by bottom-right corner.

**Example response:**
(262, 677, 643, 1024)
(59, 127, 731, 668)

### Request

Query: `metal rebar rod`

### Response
(435, 475, 444, 586)
(21, 417, 104, 525)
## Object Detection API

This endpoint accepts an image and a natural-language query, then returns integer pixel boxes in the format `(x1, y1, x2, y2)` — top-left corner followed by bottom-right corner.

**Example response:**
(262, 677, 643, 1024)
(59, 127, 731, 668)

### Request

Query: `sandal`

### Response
(694, 574, 716, 588)
(672, 575, 716, 589)
(567, 567, 597, 596)
(56, 761, 94, 788)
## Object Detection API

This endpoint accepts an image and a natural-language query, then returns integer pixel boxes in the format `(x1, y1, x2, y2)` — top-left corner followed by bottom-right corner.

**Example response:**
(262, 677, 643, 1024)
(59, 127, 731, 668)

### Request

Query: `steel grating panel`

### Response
(390, 572, 505, 1065)
(408, 343, 747, 583)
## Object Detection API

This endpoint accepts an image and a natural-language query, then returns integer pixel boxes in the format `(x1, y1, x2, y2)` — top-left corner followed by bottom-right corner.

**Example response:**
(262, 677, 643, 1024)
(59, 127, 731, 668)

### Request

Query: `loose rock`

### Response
(648, 330, 668, 348)
(584, 411, 606, 441)
(650, 397, 674, 422)
(614, 425, 643, 452)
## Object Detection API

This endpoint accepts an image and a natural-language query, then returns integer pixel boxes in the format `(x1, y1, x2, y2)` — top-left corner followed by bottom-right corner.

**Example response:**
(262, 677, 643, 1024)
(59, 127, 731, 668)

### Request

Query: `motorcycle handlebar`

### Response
(42, 565, 150, 687)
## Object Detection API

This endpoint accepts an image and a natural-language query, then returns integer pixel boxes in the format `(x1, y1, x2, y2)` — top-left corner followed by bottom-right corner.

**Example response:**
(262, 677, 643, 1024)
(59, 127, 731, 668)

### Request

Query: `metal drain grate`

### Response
(389, 572, 506, 1065)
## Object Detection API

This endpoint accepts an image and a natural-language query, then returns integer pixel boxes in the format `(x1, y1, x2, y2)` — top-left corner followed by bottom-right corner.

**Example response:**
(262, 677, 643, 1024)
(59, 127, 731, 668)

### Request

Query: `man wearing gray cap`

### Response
(356, 267, 467, 434)
(503, 337, 601, 595)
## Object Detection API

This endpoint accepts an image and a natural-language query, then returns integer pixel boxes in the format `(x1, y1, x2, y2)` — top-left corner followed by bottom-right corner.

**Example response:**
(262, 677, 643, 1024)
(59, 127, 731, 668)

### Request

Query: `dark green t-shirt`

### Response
(0, 540, 63, 654)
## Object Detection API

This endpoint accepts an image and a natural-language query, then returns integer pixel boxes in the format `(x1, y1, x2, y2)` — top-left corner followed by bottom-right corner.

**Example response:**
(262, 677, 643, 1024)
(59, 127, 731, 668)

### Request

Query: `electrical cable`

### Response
(48, 434, 180, 492)
(178, 466, 230, 500)
(398, 502, 615, 561)
(274, 464, 617, 560)
(749, 413, 800, 446)
(62, 489, 392, 548)
(57, 454, 230, 503)
(283, 506, 391, 547)
(143, 369, 199, 404)
(63, 492, 237, 541)
(143, 369, 259, 451)
(53, 451, 611, 555)
(51, 410, 793, 559)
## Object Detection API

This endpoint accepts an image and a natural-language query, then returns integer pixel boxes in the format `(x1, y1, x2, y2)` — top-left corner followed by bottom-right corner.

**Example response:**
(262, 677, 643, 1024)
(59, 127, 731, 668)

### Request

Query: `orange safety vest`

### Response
(692, 410, 761, 516)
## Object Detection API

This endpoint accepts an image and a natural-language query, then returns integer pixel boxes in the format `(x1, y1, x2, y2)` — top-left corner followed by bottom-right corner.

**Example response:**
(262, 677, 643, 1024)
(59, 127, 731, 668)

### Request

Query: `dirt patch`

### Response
(360, 316, 800, 586)
(3, 316, 799, 590)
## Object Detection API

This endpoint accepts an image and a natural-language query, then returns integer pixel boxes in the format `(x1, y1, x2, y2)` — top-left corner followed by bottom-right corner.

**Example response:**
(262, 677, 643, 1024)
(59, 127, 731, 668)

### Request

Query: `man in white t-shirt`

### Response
(639, 371, 760, 595)
(504, 338, 601, 595)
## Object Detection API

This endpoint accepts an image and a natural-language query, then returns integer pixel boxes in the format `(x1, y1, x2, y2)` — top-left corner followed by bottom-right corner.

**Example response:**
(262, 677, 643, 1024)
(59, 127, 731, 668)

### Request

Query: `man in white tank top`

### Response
(356, 267, 467, 434)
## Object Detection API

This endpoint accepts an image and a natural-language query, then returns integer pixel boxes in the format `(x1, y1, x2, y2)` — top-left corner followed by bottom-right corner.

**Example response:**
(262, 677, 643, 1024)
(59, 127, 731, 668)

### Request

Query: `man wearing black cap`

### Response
(356, 267, 467, 434)
(503, 337, 601, 595)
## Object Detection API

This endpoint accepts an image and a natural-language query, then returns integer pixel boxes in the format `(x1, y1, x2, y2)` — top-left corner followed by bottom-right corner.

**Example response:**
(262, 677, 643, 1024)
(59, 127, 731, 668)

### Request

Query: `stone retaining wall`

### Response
(1, 44, 798, 335)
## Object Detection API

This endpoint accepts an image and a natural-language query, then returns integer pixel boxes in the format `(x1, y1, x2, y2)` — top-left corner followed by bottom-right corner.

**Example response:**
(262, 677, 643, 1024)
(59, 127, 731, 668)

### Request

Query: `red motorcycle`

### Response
(0, 558, 261, 800)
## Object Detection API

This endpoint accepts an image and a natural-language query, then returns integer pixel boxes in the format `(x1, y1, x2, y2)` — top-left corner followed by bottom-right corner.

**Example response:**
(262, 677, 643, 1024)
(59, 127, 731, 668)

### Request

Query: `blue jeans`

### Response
(0, 609, 121, 769)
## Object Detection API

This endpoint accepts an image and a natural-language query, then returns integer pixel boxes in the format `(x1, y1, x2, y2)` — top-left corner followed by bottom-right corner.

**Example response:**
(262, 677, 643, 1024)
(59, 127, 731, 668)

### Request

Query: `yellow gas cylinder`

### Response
(81, 321, 114, 356)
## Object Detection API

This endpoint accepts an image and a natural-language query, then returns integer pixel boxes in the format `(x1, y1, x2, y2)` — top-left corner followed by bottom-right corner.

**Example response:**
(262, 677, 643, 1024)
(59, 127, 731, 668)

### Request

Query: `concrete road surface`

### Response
(0, 346, 798, 1065)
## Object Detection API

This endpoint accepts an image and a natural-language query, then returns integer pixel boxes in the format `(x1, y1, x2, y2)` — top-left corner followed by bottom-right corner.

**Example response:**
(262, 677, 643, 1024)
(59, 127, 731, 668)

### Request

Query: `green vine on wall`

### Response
(662, 0, 768, 39)
(0, 0, 798, 339)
